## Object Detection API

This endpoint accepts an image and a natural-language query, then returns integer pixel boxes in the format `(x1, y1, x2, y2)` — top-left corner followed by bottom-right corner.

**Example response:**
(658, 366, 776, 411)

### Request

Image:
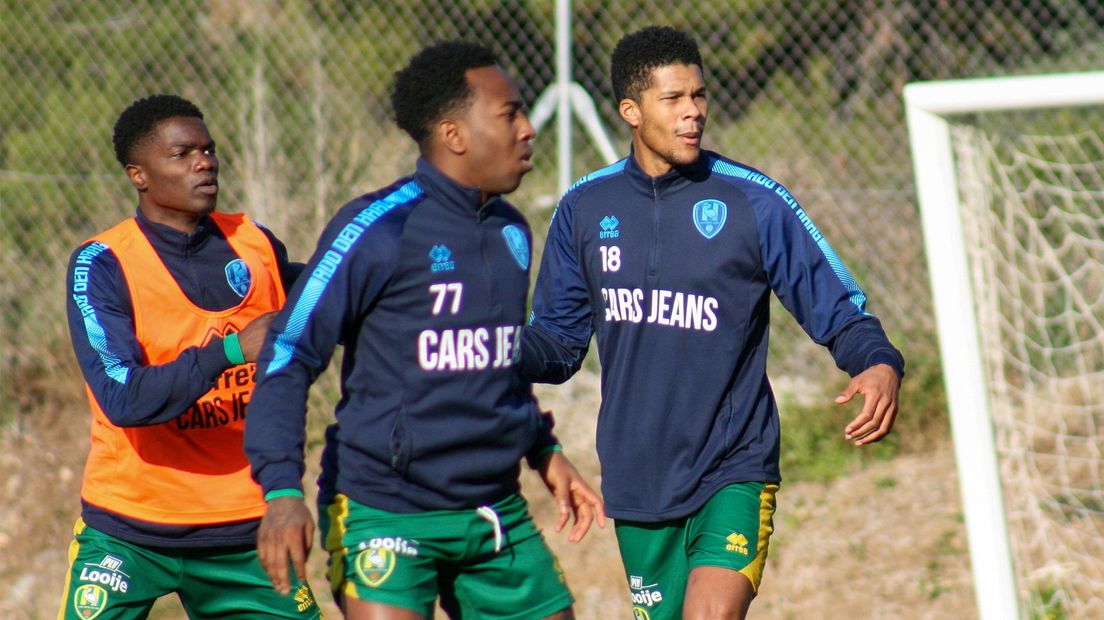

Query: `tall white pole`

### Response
(556, 0, 572, 196)
(904, 99, 1020, 620)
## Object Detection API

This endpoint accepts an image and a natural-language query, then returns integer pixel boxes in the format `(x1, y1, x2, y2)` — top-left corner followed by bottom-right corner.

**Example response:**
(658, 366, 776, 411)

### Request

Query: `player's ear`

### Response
(619, 98, 641, 128)
(125, 164, 148, 192)
(437, 118, 467, 156)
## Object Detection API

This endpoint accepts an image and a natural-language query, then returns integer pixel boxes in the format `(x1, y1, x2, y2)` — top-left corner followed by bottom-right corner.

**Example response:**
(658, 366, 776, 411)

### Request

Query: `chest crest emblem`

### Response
(693, 199, 727, 239)
(501, 224, 529, 270)
(224, 258, 251, 298)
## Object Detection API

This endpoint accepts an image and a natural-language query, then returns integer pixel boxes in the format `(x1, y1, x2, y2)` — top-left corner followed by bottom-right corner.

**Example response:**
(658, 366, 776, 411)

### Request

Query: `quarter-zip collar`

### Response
(623, 147, 711, 198)
(134, 207, 215, 258)
(414, 157, 499, 220)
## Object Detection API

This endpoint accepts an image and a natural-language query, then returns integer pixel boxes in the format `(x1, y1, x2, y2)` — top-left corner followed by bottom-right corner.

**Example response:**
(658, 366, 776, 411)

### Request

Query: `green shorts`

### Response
(613, 482, 778, 620)
(319, 493, 573, 619)
(57, 519, 321, 619)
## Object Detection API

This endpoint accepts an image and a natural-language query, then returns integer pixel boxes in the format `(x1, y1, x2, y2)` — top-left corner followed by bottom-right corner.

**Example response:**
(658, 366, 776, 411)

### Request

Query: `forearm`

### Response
(828, 316, 905, 378)
(519, 324, 589, 384)
(244, 368, 312, 495)
(68, 244, 235, 426)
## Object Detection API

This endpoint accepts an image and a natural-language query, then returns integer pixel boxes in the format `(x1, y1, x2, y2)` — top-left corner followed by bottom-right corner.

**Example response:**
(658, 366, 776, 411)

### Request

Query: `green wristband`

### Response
(527, 443, 563, 469)
(539, 444, 563, 457)
(223, 332, 246, 365)
(264, 489, 304, 502)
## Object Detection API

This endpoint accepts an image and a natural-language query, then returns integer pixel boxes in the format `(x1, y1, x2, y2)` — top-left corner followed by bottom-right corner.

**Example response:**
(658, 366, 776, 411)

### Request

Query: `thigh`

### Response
(613, 519, 688, 620)
(443, 495, 573, 620)
(320, 495, 442, 618)
(57, 520, 176, 620)
(686, 482, 778, 593)
(176, 545, 322, 619)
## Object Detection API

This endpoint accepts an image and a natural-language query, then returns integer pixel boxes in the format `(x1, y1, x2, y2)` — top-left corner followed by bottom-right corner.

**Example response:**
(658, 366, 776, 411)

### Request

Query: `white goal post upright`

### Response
(904, 71, 1104, 620)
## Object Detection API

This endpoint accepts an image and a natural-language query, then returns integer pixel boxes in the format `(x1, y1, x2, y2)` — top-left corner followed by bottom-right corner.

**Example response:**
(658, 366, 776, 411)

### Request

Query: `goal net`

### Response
(906, 73, 1104, 620)
(956, 113, 1104, 619)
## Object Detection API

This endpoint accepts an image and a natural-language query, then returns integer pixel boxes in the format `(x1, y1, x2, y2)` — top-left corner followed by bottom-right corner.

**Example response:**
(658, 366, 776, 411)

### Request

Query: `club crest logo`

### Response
(632, 607, 652, 620)
(354, 547, 396, 588)
(224, 259, 251, 297)
(429, 244, 456, 272)
(501, 224, 529, 270)
(599, 215, 620, 239)
(692, 199, 727, 239)
(73, 584, 108, 619)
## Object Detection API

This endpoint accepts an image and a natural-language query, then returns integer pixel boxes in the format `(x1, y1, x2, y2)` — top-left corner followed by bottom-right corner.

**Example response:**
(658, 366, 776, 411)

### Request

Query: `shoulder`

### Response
(338, 176, 425, 229)
(564, 159, 630, 203)
(703, 152, 780, 195)
(315, 177, 426, 260)
(68, 239, 118, 272)
(551, 158, 631, 226)
(703, 151, 804, 216)
(67, 240, 123, 302)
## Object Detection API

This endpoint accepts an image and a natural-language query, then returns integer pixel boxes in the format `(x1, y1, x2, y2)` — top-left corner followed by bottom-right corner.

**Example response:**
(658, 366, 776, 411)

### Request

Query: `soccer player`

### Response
(60, 95, 320, 618)
(520, 26, 904, 620)
(244, 41, 604, 620)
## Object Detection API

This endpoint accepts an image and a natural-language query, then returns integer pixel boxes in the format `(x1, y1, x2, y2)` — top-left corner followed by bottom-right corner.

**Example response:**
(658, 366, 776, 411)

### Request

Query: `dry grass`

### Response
(0, 371, 977, 619)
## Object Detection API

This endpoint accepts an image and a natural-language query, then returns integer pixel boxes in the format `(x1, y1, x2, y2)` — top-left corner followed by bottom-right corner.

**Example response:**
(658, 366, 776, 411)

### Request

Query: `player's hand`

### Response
(537, 450, 606, 542)
(257, 496, 314, 595)
(238, 311, 278, 362)
(837, 363, 901, 446)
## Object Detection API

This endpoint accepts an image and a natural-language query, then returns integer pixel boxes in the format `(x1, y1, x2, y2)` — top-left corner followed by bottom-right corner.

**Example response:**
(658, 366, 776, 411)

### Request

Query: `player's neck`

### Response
(137, 202, 206, 234)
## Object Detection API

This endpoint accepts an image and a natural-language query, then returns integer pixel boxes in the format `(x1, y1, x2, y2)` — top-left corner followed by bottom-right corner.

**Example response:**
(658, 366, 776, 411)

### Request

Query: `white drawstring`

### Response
(475, 505, 503, 553)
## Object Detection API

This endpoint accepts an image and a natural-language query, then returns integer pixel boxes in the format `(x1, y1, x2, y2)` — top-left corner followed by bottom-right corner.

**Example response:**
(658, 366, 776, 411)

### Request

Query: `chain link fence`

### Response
(3, 0, 1102, 414)
(2, 0, 1102, 616)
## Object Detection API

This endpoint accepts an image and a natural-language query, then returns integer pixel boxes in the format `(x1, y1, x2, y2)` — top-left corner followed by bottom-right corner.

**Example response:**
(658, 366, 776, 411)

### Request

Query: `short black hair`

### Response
(391, 41, 498, 147)
(112, 94, 204, 167)
(611, 26, 703, 102)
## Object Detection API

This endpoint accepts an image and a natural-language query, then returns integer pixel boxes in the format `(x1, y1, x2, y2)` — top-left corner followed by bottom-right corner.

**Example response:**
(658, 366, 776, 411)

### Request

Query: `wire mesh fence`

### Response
(3, 1, 1102, 416)
(1, 1, 1103, 615)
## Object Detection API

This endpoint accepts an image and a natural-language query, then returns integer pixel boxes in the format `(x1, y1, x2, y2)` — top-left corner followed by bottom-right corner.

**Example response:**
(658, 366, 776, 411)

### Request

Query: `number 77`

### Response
(428, 283, 464, 315)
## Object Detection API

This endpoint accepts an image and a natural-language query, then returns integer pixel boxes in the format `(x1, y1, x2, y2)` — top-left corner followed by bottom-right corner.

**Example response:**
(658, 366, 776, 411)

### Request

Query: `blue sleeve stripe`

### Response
(267, 181, 424, 374)
(73, 242, 129, 384)
(550, 159, 629, 225)
(709, 156, 869, 314)
(83, 314, 130, 384)
(567, 158, 627, 192)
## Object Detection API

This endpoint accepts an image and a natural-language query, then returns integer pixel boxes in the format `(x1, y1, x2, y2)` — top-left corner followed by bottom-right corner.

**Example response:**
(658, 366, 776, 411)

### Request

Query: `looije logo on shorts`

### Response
(628, 573, 663, 619)
(79, 555, 130, 593)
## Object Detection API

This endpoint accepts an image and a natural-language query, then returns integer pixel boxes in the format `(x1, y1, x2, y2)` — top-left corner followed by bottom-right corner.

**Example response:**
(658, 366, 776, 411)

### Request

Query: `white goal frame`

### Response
(904, 71, 1104, 620)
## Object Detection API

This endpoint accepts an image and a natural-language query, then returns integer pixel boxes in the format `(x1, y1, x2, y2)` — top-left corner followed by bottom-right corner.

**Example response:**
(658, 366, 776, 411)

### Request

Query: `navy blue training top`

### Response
(245, 159, 556, 513)
(522, 150, 904, 522)
(65, 209, 300, 547)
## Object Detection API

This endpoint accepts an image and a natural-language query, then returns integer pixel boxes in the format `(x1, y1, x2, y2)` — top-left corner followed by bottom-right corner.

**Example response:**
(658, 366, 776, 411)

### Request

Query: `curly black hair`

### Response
(112, 94, 203, 167)
(391, 41, 498, 147)
(611, 26, 702, 102)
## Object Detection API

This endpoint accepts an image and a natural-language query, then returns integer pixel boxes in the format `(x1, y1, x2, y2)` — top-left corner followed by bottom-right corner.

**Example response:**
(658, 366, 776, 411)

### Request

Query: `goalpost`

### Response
(905, 72, 1104, 620)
